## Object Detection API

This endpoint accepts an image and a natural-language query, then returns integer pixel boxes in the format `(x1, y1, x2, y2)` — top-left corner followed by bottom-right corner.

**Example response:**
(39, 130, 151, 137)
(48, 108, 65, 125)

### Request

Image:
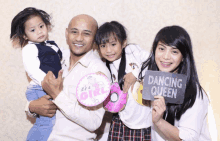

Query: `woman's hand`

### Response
(152, 96, 182, 141)
(152, 95, 166, 126)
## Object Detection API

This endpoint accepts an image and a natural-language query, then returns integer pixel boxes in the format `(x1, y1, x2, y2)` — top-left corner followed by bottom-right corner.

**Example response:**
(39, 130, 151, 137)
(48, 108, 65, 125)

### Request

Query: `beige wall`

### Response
(0, 0, 219, 140)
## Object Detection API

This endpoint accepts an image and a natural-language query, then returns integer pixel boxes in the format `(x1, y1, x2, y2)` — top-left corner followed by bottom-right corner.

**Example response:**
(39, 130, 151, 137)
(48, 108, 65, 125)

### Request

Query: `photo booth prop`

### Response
(142, 70, 187, 104)
(103, 83, 128, 113)
(76, 73, 111, 107)
(132, 81, 144, 105)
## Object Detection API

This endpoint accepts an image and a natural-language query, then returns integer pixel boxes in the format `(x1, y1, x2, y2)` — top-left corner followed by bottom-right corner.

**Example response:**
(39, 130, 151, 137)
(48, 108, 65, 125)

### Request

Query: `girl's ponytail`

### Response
(118, 48, 126, 90)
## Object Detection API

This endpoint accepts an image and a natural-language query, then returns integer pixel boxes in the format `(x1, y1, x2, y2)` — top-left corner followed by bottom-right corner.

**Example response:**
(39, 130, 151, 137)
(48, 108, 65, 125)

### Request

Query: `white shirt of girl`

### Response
(109, 44, 151, 129)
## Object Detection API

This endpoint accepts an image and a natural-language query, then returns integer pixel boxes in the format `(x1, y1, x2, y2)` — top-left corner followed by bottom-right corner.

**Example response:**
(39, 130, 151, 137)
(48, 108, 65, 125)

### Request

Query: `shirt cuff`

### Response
(52, 91, 78, 121)
(52, 91, 67, 105)
(52, 90, 77, 111)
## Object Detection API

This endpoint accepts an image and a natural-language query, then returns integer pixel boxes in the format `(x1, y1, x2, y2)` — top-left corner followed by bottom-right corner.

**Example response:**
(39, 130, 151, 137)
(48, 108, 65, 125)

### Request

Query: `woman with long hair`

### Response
(139, 25, 211, 140)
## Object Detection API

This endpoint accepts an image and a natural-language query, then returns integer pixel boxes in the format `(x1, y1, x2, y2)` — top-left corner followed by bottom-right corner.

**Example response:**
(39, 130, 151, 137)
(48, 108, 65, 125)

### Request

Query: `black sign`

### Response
(142, 70, 187, 104)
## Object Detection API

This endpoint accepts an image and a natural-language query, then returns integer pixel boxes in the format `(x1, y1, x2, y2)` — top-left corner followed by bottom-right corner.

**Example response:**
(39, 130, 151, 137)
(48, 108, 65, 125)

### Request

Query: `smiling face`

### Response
(99, 34, 126, 62)
(66, 15, 97, 58)
(155, 42, 183, 73)
(24, 16, 48, 43)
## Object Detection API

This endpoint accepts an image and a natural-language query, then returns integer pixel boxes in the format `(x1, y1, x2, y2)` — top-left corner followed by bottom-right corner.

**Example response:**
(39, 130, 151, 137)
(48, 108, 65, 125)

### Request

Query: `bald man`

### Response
(29, 14, 111, 140)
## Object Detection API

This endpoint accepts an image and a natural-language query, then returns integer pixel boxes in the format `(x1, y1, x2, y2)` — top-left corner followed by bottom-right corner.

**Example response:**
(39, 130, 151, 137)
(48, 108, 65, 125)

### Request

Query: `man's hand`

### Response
(29, 95, 57, 117)
(42, 70, 63, 99)
(123, 72, 137, 93)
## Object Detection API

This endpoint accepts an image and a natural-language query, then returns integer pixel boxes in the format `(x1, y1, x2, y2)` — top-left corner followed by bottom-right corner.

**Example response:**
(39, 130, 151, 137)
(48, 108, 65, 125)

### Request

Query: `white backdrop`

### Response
(0, 0, 219, 140)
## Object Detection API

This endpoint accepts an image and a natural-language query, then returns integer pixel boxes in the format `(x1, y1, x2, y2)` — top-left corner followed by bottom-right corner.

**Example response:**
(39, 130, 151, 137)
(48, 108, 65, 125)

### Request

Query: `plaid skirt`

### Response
(107, 114, 151, 141)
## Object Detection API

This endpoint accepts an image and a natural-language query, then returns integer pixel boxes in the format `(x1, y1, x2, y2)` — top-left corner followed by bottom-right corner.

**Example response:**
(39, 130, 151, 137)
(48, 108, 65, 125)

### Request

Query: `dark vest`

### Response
(35, 41, 62, 78)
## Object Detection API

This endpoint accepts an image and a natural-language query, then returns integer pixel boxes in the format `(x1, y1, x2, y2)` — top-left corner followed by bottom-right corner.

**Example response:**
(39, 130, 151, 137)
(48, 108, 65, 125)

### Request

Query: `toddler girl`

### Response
(10, 7, 62, 141)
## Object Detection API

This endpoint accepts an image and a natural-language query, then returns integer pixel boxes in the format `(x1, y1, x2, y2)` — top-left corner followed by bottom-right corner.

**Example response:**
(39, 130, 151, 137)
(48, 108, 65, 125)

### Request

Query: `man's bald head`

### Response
(68, 14, 98, 33)
(65, 14, 98, 58)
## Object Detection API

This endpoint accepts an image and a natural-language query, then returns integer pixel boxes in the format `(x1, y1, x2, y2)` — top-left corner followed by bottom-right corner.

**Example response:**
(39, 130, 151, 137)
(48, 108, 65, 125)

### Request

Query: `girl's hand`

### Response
(96, 71, 107, 77)
(152, 96, 166, 126)
(123, 72, 137, 93)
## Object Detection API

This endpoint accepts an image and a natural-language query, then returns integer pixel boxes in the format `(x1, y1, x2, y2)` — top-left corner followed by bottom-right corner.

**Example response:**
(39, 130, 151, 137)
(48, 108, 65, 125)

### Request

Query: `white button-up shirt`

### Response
(48, 50, 111, 141)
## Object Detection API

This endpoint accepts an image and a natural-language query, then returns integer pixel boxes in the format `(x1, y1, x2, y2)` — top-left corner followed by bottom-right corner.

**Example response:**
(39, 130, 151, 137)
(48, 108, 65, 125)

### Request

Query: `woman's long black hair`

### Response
(95, 21, 127, 90)
(139, 25, 204, 125)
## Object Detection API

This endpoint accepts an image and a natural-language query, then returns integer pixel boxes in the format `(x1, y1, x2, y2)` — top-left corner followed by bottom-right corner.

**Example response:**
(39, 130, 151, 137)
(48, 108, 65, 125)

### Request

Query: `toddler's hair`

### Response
(10, 7, 51, 48)
(95, 21, 127, 46)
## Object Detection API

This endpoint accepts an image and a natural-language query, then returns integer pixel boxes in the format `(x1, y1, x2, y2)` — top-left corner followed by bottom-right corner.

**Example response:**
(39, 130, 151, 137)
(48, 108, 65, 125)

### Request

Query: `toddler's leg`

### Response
(26, 85, 39, 101)
(26, 85, 55, 141)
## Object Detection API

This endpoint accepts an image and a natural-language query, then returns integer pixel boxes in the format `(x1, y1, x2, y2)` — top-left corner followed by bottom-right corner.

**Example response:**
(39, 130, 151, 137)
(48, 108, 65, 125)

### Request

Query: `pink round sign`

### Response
(76, 73, 111, 107)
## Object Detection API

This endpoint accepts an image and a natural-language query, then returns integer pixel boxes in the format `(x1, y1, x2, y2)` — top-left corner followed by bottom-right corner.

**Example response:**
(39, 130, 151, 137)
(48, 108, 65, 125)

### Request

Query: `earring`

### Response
(23, 35, 28, 40)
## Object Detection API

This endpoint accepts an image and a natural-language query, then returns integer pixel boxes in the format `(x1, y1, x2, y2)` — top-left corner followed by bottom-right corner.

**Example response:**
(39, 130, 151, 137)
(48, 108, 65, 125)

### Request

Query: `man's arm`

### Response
(26, 95, 57, 117)
(42, 70, 106, 131)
